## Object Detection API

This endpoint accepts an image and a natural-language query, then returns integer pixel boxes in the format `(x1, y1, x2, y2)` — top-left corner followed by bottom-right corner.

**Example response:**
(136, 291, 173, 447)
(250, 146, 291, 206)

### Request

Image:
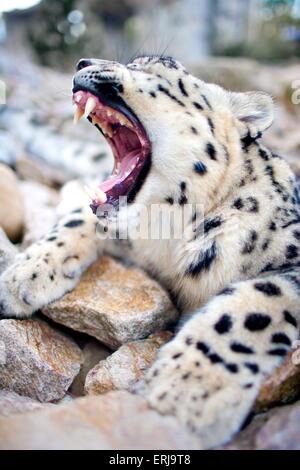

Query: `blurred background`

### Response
(2, 0, 300, 68)
(0, 0, 300, 244)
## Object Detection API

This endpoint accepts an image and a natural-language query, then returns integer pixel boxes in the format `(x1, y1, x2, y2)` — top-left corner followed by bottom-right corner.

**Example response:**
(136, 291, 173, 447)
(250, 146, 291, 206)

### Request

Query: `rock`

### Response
(0, 228, 18, 275)
(255, 342, 300, 412)
(0, 164, 24, 241)
(70, 339, 111, 397)
(85, 331, 172, 395)
(0, 390, 51, 417)
(0, 319, 83, 402)
(0, 391, 199, 450)
(223, 402, 300, 450)
(43, 256, 178, 349)
(254, 402, 300, 450)
(19, 181, 59, 247)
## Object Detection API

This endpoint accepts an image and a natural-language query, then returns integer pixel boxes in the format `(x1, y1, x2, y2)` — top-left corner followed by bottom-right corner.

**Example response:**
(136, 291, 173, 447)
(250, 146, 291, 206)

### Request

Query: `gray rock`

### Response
(255, 402, 300, 450)
(222, 402, 300, 450)
(0, 390, 51, 417)
(0, 319, 83, 402)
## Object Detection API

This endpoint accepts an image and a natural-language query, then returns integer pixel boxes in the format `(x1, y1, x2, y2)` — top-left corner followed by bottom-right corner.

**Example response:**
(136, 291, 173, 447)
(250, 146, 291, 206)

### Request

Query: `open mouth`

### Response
(72, 85, 151, 213)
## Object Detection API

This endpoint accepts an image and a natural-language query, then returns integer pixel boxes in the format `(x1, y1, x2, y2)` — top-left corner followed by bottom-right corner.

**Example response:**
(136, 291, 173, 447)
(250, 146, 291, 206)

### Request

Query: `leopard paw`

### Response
(139, 335, 259, 448)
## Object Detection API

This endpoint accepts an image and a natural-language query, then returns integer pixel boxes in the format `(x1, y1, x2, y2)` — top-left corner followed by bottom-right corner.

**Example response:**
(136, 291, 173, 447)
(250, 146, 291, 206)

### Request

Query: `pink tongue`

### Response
(99, 150, 140, 193)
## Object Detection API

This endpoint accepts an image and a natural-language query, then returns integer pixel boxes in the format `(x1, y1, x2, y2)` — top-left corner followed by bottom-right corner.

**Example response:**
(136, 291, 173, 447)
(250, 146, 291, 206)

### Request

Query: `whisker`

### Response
(160, 34, 176, 58)
(128, 28, 154, 63)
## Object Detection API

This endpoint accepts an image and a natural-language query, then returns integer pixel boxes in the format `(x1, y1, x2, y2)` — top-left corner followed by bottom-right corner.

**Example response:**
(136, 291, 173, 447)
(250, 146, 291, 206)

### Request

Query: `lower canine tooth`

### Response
(95, 188, 107, 204)
(84, 97, 97, 118)
(73, 106, 84, 124)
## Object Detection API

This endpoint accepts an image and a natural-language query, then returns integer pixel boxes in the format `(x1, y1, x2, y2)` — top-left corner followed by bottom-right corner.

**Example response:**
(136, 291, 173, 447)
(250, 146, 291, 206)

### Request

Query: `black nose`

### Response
(76, 58, 93, 71)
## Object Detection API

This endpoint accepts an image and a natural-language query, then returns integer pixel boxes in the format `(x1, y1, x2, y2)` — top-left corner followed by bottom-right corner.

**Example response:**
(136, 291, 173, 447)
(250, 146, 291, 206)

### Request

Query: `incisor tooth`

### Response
(122, 116, 133, 128)
(84, 97, 97, 118)
(73, 106, 84, 124)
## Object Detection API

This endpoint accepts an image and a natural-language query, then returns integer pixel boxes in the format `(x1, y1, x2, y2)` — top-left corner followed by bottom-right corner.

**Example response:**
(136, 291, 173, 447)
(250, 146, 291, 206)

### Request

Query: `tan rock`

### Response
(0, 319, 83, 402)
(85, 331, 172, 395)
(0, 390, 51, 417)
(43, 256, 178, 349)
(0, 391, 200, 450)
(255, 343, 300, 412)
(70, 339, 111, 397)
(20, 181, 59, 247)
(0, 164, 24, 241)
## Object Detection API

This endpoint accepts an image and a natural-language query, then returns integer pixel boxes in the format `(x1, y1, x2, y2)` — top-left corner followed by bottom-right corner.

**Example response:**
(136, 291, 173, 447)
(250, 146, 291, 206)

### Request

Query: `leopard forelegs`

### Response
(140, 271, 300, 448)
(0, 181, 102, 318)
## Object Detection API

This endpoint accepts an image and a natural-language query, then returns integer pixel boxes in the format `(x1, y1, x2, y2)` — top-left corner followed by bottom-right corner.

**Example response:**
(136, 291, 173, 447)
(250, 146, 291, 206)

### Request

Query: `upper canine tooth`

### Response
(107, 110, 112, 117)
(73, 106, 84, 124)
(84, 97, 97, 118)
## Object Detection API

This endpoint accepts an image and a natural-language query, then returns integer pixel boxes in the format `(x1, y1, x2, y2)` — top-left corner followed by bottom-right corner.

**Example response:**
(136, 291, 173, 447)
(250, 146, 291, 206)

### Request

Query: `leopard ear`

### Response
(229, 91, 274, 134)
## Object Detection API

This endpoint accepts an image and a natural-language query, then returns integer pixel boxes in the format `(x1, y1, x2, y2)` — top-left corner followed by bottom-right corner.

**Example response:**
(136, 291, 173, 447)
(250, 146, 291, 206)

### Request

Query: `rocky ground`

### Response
(0, 53, 300, 449)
